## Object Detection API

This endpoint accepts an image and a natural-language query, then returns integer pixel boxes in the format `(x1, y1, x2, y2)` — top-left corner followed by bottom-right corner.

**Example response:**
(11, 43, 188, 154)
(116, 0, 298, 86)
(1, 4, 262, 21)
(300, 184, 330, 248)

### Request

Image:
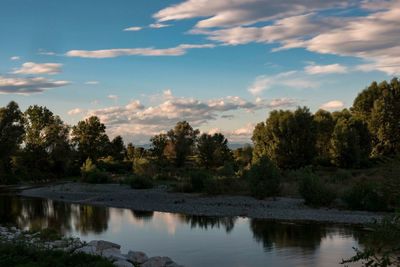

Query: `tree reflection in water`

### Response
(0, 195, 110, 235)
(178, 215, 237, 233)
(131, 210, 154, 221)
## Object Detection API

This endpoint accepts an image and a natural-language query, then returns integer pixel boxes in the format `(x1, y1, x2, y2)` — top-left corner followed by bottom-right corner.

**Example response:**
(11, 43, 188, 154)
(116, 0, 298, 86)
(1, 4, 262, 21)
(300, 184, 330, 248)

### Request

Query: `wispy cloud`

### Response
(67, 108, 84, 115)
(320, 100, 345, 110)
(149, 23, 170, 28)
(12, 62, 62, 75)
(108, 94, 119, 102)
(305, 63, 348, 75)
(123, 26, 142, 31)
(85, 81, 99, 85)
(0, 76, 70, 94)
(10, 56, 20, 61)
(66, 44, 215, 58)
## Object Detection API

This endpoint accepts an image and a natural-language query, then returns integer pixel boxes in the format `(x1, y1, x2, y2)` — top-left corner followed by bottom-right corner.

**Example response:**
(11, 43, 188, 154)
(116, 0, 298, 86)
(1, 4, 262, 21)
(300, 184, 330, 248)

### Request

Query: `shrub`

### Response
(188, 169, 213, 192)
(247, 156, 281, 199)
(80, 158, 110, 184)
(129, 175, 154, 189)
(133, 158, 155, 176)
(298, 170, 336, 207)
(330, 169, 352, 183)
(343, 181, 388, 211)
(0, 243, 114, 267)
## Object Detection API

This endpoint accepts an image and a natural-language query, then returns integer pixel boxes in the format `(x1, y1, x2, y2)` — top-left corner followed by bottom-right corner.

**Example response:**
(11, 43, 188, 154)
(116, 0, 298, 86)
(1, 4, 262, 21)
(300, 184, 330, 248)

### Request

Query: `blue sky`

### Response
(0, 0, 398, 144)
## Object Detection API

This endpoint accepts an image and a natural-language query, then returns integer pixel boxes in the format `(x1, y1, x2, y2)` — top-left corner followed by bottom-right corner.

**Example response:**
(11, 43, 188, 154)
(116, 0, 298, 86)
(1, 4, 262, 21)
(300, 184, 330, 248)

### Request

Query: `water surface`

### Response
(0, 195, 363, 267)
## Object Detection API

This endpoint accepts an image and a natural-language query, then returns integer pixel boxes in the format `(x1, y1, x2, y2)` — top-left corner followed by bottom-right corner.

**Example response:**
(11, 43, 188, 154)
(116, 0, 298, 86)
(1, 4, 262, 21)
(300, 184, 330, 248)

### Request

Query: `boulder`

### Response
(101, 247, 127, 262)
(127, 251, 149, 264)
(75, 245, 97, 255)
(113, 260, 133, 267)
(89, 240, 121, 251)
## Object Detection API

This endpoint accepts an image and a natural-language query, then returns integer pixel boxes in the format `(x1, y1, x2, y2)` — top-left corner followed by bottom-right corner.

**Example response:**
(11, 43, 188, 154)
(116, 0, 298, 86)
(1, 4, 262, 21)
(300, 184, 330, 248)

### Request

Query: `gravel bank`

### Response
(20, 182, 385, 225)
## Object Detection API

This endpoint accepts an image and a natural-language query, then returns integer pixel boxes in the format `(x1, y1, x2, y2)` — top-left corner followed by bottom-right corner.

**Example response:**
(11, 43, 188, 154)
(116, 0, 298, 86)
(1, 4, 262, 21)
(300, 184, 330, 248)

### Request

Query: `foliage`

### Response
(252, 107, 316, 169)
(247, 156, 281, 199)
(150, 133, 168, 163)
(71, 116, 110, 162)
(343, 180, 388, 211)
(341, 213, 400, 267)
(129, 175, 154, 189)
(298, 169, 336, 207)
(330, 114, 371, 168)
(188, 169, 214, 192)
(197, 133, 232, 169)
(0, 243, 114, 267)
(80, 158, 110, 184)
(167, 121, 199, 167)
(109, 136, 125, 161)
(314, 109, 335, 164)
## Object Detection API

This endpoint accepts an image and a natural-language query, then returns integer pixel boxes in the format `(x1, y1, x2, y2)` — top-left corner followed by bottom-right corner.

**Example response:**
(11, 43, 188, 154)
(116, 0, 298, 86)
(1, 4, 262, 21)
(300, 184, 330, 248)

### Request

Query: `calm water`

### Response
(0, 194, 364, 267)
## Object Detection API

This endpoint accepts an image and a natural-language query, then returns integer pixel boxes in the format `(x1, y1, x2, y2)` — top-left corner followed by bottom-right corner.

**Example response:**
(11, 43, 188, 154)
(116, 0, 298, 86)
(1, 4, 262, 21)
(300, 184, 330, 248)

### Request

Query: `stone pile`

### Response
(0, 226, 184, 267)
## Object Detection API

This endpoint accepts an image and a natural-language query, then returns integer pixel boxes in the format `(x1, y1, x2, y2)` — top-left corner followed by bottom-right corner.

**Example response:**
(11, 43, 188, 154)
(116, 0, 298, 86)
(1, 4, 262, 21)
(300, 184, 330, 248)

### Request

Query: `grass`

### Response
(0, 243, 114, 267)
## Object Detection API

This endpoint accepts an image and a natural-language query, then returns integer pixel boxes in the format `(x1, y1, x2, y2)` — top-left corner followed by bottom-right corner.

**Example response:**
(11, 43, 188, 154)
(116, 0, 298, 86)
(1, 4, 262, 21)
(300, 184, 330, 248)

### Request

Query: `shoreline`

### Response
(19, 182, 386, 225)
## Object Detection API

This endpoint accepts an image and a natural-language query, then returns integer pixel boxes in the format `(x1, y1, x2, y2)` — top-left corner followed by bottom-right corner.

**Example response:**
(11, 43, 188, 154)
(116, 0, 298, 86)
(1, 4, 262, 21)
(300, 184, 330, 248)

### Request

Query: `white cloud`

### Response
(66, 44, 215, 58)
(0, 76, 70, 94)
(85, 81, 99, 85)
(12, 62, 62, 75)
(154, 0, 352, 28)
(320, 100, 345, 110)
(10, 56, 20, 61)
(68, 108, 84, 115)
(123, 26, 142, 31)
(149, 23, 170, 28)
(85, 90, 298, 143)
(108, 95, 119, 101)
(305, 63, 348, 75)
(248, 71, 319, 95)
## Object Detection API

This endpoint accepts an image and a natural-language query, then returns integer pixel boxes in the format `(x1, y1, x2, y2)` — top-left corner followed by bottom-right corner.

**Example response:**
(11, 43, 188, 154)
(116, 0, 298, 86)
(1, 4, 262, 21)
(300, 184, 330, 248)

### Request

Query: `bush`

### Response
(0, 243, 114, 267)
(247, 156, 281, 199)
(133, 158, 155, 176)
(343, 181, 388, 211)
(330, 169, 352, 183)
(129, 175, 154, 189)
(188, 169, 213, 192)
(298, 170, 336, 207)
(97, 156, 131, 173)
(80, 158, 110, 184)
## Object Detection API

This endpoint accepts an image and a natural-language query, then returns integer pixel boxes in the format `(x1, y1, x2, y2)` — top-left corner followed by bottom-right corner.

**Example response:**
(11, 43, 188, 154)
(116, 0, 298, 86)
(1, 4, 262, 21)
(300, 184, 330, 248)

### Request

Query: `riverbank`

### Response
(20, 182, 386, 225)
(0, 225, 183, 267)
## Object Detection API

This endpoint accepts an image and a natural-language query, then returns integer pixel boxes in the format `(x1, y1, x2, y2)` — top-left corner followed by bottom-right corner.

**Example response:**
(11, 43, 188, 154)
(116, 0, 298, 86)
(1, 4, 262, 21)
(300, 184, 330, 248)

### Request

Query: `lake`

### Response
(0, 194, 363, 267)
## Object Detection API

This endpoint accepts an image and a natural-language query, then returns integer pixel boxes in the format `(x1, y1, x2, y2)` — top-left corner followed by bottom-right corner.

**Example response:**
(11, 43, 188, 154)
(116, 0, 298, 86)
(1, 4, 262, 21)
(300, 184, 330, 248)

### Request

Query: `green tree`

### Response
(197, 133, 232, 169)
(247, 156, 281, 199)
(252, 107, 316, 169)
(352, 79, 400, 156)
(71, 116, 110, 162)
(167, 121, 199, 167)
(23, 105, 71, 177)
(0, 101, 25, 181)
(314, 109, 335, 162)
(330, 115, 371, 168)
(150, 133, 168, 162)
(108, 135, 125, 161)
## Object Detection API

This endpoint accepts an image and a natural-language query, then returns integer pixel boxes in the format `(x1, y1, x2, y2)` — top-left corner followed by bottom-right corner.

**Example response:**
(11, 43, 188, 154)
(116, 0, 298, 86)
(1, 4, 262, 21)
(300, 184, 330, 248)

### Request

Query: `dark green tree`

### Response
(150, 133, 168, 162)
(197, 133, 232, 169)
(167, 121, 199, 167)
(247, 156, 281, 199)
(71, 116, 110, 162)
(252, 107, 316, 169)
(109, 136, 125, 161)
(314, 109, 335, 162)
(0, 101, 25, 182)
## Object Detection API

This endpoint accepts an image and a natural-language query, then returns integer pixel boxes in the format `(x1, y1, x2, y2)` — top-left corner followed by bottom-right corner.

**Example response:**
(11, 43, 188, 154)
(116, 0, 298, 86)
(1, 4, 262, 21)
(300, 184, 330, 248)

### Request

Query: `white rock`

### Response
(127, 251, 149, 264)
(142, 257, 174, 267)
(113, 260, 133, 267)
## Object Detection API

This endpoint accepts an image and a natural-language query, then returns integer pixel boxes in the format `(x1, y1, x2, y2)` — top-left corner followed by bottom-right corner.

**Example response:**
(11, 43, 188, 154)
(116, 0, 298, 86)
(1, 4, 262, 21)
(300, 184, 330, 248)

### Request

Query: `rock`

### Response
(101, 247, 126, 262)
(142, 257, 174, 267)
(127, 251, 149, 264)
(75, 245, 97, 255)
(113, 260, 133, 267)
(89, 240, 121, 251)
(53, 240, 67, 248)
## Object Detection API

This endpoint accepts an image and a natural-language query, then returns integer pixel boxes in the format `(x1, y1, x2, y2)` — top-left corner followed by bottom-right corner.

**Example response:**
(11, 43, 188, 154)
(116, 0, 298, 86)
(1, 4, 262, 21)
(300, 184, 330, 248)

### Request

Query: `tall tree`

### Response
(71, 116, 110, 162)
(167, 121, 199, 167)
(109, 136, 125, 161)
(0, 101, 25, 180)
(314, 109, 335, 162)
(252, 107, 316, 169)
(197, 133, 232, 169)
(150, 133, 168, 162)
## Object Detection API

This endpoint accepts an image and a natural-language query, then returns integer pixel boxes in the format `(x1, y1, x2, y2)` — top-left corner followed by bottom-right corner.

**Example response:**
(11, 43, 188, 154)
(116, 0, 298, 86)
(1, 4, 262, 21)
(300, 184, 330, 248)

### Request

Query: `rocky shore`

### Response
(0, 225, 183, 267)
(20, 182, 386, 224)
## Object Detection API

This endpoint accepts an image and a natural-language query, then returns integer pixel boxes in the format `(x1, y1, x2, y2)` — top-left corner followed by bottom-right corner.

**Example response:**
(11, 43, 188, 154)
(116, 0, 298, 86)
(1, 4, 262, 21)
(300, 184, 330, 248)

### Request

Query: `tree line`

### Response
(0, 78, 399, 185)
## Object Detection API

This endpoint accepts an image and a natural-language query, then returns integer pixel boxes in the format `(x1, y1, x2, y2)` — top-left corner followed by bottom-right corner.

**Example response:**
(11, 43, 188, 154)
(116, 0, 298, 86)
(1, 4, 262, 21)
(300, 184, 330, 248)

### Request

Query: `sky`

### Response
(0, 0, 399, 144)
